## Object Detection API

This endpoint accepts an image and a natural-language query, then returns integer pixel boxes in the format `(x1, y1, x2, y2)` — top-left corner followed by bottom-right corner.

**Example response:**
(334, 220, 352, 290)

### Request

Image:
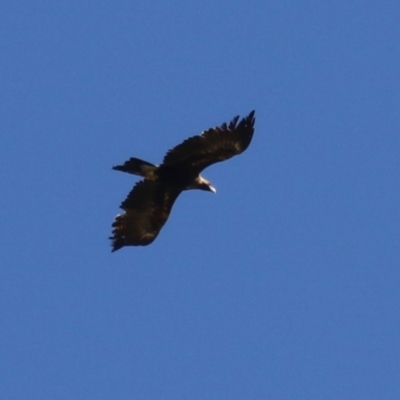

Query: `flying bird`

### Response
(110, 110, 255, 251)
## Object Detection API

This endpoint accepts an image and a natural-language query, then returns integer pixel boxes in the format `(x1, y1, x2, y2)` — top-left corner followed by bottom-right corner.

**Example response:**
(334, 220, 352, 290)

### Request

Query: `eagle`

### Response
(110, 110, 255, 251)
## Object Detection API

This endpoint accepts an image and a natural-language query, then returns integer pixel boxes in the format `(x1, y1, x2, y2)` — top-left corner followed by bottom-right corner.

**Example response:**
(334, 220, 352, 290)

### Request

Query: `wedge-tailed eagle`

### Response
(110, 110, 255, 251)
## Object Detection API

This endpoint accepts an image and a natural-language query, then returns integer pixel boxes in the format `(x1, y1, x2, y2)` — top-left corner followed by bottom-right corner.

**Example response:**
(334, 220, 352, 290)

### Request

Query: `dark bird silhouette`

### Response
(110, 110, 255, 251)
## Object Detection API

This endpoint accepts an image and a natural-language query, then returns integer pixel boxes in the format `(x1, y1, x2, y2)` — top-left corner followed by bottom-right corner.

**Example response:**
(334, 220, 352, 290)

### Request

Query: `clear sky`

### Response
(1, 1, 399, 399)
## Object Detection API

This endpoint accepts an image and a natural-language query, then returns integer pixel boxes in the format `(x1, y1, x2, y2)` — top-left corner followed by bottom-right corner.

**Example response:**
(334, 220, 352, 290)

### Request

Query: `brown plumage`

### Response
(110, 110, 255, 251)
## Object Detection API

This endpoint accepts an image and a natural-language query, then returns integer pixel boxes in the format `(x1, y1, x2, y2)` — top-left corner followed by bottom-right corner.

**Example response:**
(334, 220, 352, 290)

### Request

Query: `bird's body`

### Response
(110, 110, 255, 251)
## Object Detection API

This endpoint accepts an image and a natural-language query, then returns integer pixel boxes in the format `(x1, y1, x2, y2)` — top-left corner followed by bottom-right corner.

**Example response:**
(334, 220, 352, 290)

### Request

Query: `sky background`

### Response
(1, 1, 400, 399)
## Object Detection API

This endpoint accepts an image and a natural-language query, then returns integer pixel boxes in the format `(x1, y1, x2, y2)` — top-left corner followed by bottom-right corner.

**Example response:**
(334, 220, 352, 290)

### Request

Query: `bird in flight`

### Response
(110, 110, 255, 251)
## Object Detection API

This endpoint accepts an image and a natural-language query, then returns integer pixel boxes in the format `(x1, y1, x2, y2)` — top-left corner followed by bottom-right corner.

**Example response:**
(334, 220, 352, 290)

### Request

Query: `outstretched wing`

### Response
(161, 110, 255, 172)
(110, 180, 182, 251)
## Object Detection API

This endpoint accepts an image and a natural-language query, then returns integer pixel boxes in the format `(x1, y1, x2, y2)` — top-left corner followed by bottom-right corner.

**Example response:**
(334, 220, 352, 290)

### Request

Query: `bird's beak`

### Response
(209, 185, 217, 193)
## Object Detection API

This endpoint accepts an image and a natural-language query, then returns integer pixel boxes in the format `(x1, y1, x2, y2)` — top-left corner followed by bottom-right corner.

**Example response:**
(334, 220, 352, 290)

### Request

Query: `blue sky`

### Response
(1, 1, 400, 398)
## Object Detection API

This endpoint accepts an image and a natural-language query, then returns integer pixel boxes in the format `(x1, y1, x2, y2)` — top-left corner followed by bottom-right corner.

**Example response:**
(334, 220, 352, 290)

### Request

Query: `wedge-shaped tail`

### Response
(112, 157, 157, 178)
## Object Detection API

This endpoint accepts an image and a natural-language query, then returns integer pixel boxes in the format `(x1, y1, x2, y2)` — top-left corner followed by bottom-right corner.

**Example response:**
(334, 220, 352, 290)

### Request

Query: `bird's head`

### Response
(192, 175, 216, 193)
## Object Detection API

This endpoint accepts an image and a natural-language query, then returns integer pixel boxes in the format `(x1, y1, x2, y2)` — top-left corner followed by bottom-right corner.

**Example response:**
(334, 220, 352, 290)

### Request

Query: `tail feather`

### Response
(112, 157, 157, 177)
